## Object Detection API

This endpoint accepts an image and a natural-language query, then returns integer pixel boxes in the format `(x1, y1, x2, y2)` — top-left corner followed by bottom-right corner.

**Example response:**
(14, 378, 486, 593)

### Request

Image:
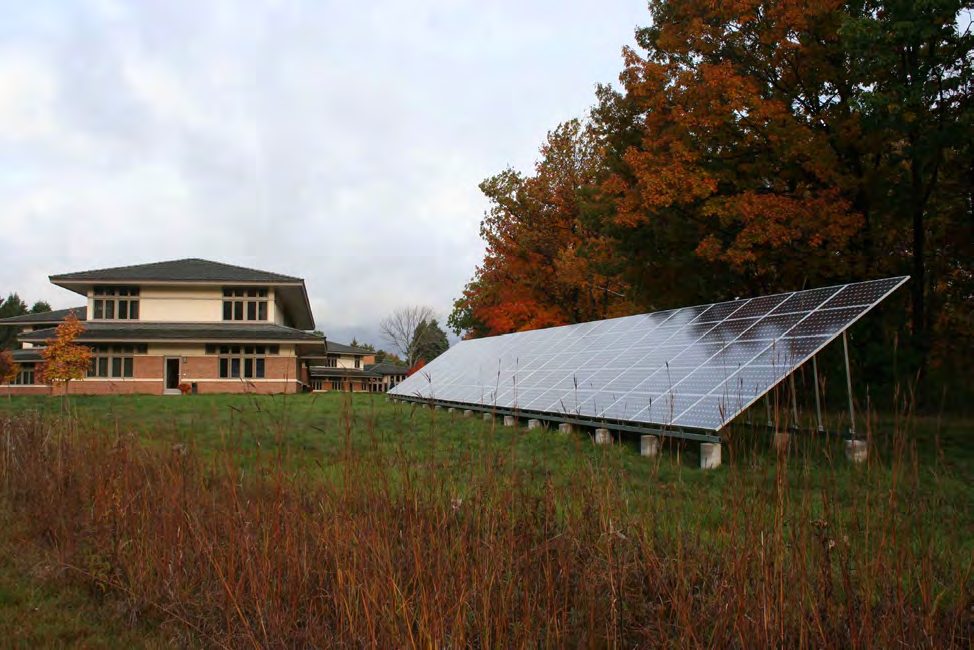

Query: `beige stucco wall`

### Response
(85, 285, 285, 323)
(273, 294, 286, 325)
(137, 286, 223, 321)
(333, 355, 365, 369)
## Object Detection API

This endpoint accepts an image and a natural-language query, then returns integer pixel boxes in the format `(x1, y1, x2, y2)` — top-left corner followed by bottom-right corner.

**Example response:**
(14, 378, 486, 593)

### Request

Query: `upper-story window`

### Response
(223, 287, 268, 321)
(93, 286, 140, 320)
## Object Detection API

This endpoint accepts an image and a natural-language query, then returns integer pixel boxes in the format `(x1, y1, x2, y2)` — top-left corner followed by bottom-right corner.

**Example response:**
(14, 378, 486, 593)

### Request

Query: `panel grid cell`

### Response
(390, 277, 908, 432)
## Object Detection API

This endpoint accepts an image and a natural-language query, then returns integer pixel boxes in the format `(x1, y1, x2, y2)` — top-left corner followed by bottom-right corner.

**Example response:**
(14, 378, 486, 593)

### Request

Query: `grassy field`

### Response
(0, 392, 972, 646)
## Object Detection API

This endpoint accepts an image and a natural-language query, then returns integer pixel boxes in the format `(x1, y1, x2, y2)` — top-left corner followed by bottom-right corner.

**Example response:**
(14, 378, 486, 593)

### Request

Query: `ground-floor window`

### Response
(331, 379, 342, 391)
(87, 344, 146, 378)
(12, 364, 35, 385)
(213, 345, 268, 379)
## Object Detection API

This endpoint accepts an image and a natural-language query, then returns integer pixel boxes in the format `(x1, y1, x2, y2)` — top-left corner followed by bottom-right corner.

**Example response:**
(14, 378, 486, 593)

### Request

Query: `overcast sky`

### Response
(0, 0, 646, 346)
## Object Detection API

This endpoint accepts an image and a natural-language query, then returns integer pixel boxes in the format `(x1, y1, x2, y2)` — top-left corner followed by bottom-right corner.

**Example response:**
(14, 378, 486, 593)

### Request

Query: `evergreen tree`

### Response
(411, 319, 449, 363)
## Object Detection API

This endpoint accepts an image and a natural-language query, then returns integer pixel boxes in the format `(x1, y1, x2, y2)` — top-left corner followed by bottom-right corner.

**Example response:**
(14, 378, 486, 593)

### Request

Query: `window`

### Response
(331, 379, 343, 391)
(323, 355, 339, 368)
(222, 288, 268, 321)
(354, 357, 361, 369)
(93, 286, 140, 320)
(205, 344, 277, 355)
(86, 344, 145, 378)
(12, 365, 35, 385)
(215, 345, 267, 379)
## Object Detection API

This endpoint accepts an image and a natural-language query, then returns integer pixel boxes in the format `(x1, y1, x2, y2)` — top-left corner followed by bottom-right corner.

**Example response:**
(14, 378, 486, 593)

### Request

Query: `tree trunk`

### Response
(910, 164, 928, 386)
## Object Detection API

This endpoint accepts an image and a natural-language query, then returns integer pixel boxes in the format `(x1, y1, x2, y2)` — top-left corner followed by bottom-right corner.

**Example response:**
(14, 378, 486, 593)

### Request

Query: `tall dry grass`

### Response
(0, 400, 971, 648)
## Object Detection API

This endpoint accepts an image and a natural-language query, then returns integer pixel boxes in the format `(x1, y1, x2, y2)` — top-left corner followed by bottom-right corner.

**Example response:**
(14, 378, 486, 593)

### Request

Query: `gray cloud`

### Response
(0, 0, 645, 347)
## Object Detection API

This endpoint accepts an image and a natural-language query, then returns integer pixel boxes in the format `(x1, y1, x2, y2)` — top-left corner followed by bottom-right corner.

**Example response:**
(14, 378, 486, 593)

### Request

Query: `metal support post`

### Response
(842, 331, 856, 438)
(812, 355, 824, 433)
(765, 395, 772, 428)
(789, 373, 799, 430)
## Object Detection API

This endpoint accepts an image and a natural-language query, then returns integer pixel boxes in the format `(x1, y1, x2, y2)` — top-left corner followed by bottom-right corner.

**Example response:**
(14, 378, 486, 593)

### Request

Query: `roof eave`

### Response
(276, 282, 315, 330)
(50, 278, 305, 288)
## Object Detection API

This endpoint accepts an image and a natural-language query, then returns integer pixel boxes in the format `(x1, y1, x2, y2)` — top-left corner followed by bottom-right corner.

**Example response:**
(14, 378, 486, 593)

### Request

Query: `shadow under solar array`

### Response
(390, 277, 909, 432)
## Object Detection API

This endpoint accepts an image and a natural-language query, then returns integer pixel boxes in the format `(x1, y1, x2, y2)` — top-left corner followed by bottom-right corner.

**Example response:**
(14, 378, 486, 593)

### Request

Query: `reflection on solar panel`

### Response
(390, 277, 908, 434)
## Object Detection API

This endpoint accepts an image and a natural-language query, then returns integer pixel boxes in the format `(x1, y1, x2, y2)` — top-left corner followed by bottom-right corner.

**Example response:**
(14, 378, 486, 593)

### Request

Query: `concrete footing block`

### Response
(845, 439, 868, 463)
(700, 443, 722, 469)
(527, 418, 542, 430)
(434, 405, 442, 411)
(447, 407, 456, 414)
(558, 423, 574, 434)
(463, 410, 473, 418)
(773, 431, 790, 454)
(594, 428, 612, 445)
(640, 434, 659, 457)
(483, 413, 493, 422)
(503, 415, 516, 427)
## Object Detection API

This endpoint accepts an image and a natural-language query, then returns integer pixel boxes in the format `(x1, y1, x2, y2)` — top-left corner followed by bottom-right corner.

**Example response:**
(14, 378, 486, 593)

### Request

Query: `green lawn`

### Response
(0, 392, 970, 508)
(2, 391, 971, 551)
(0, 393, 971, 645)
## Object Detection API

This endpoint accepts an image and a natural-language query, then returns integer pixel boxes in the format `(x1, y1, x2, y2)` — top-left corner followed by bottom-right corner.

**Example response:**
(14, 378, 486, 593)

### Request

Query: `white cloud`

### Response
(0, 0, 647, 341)
(0, 52, 58, 140)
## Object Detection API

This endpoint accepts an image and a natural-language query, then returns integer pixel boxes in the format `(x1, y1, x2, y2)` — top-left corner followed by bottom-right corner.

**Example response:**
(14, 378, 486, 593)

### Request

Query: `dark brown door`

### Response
(165, 358, 180, 390)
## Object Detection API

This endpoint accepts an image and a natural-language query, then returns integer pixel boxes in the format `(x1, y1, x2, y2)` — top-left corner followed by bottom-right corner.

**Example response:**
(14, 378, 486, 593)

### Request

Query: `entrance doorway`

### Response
(165, 358, 181, 392)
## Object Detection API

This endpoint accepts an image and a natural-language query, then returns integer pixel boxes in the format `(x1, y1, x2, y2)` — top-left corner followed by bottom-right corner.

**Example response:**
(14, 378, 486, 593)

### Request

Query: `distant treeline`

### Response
(449, 0, 973, 410)
(0, 293, 52, 349)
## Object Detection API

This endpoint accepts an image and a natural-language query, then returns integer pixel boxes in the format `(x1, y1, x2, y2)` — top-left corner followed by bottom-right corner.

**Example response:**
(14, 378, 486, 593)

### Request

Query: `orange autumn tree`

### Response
(594, 0, 973, 392)
(452, 0, 973, 405)
(600, 0, 867, 302)
(0, 350, 19, 400)
(39, 312, 91, 398)
(449, 120, 635, 337)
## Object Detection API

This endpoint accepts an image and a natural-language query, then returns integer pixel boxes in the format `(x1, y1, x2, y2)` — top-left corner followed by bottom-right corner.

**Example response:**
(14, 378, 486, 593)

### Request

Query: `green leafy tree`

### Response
(0, 294, 30, 350)
(839, 0, 974, 379)
(373, 349, 405, 365)
(412, 319, 449, 363)
(0, 296, 55, 350)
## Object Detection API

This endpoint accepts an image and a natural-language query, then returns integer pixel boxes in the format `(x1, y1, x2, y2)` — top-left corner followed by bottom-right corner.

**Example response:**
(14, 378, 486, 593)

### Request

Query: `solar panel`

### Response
(390, 277, 908, 434)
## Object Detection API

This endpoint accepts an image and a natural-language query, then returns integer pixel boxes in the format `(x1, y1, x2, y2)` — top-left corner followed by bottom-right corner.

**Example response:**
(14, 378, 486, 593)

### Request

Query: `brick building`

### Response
(1, 259, 331, 395)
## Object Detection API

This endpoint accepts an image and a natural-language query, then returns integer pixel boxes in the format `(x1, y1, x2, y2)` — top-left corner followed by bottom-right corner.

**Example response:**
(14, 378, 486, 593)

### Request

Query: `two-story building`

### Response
(0, 259, 327, 395)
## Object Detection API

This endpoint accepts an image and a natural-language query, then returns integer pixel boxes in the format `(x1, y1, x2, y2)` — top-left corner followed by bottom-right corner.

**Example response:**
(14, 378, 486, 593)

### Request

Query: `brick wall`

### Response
(135, 355, 164, 380)
(6, 351, 306, 396)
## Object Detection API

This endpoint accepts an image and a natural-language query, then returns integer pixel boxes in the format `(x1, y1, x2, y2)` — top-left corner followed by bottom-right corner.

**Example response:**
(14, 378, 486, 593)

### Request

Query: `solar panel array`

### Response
(390, 277, 908, 432)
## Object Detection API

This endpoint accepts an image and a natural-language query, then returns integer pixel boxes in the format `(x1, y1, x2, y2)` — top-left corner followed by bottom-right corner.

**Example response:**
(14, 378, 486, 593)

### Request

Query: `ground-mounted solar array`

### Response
(390, 277, 908, 434)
